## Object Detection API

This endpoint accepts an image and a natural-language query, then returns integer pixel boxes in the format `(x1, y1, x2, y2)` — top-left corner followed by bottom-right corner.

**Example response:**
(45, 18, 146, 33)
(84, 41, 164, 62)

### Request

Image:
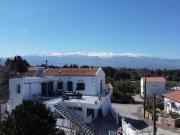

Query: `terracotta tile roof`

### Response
(142, 77, 166, 82)
(26, 67, 46, 75)
(163, 90, 180, 103)
(27, 67, 37, 75)
(43, 68, 99, 76)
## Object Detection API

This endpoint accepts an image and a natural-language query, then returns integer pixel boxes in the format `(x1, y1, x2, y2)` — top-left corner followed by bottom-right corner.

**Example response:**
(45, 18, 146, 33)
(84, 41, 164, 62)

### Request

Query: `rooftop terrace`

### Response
(45, 95, 102, 106)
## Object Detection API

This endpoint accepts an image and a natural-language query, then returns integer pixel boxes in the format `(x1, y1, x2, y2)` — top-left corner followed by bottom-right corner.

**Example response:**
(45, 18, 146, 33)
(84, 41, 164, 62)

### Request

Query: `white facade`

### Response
(140, 78, 167, 97)
(8, 68, 112, 127)
(164, 97, 180, 114)
(9, 77, 59, 111)
(46, 69, 105, 96)
(8, 68, 105, 111)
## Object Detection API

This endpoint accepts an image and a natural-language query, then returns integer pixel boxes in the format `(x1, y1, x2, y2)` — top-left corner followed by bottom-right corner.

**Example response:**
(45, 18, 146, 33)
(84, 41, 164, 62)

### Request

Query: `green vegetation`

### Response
(113, 80, 138, 97)
(166, 81, 180, 89)
(5, 56, 30, 73)
(0, 100, 65, 135)
(0, 56, 29, 99)
(169, 111, 180, 119)
(103, 67, 180, 97)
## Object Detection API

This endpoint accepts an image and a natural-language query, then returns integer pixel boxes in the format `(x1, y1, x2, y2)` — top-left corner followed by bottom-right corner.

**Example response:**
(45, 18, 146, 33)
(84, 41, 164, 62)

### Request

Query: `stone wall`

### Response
(158, 117, 180, 128)
(140, 108, 153, 120)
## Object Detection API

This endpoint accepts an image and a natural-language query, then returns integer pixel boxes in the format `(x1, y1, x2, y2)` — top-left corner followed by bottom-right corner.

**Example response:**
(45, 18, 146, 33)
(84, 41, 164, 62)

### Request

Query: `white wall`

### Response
(110, 107, 119, 125)
(55, 76, 97, 96)
(47, 68, 105, 96)
(45, 100, 72, 128)
(122, 118, 136, 135)
(141, 79, 166, 96)
(9, 78, 24, 111)
(56, 118, 71, 128)
(100, 92, 111, 117)
(164, 97, 180, 114)
(96, 68, 105, 95)
(8, 77, 59, 111)
(122, 118, 143, 135)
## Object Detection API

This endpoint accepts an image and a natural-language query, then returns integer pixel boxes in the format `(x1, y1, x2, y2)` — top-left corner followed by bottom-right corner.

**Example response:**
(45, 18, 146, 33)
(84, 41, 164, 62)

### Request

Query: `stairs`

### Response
(54, 103, 96, 135)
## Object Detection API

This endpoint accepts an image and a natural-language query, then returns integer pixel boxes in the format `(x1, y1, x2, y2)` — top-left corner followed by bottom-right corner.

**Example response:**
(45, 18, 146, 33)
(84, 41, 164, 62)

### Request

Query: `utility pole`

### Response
(45, 60, 48, 69)
(153, 94, 157, 135)
(144, 77, 147, 118)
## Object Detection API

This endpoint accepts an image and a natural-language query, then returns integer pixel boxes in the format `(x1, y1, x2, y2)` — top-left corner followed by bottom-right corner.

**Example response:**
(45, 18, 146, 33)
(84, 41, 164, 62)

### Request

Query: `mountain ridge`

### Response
(29, 51, 150, 58)
(22, 51, 180, 69)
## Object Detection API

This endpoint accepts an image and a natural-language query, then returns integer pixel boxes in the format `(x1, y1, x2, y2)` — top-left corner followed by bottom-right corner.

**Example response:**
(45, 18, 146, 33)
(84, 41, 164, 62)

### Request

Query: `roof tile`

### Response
(142, 77, 166, 82)
(163, 90, 180, 103)
(43, 68, 99, 76)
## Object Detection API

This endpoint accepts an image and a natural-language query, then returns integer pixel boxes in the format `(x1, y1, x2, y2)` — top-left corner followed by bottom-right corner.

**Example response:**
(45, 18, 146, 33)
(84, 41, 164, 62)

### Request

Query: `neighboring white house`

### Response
(105, 83, 113, 91)
(8, 67, 113, 134)
(140, 77, 169, 97)
(163, 90, 180, 114)
(122, 117, 151, 135)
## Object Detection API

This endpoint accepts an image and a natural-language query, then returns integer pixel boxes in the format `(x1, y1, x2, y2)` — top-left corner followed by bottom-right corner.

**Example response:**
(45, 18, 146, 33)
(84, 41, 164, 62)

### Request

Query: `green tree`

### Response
(105, 77, 114, 85)
(130, 70, 140, 80)
(114, 70, 130, 81)
(5, 56, 30, 73)
(0, 100, 64, 135)
(0, 56, 30, 98)
(113, 80, 135, 97)
(103, 66, 117, 78)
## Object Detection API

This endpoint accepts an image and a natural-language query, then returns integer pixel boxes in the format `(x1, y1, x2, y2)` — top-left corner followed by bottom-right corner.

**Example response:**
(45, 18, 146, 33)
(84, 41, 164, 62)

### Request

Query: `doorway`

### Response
(67, 81, 73, 91)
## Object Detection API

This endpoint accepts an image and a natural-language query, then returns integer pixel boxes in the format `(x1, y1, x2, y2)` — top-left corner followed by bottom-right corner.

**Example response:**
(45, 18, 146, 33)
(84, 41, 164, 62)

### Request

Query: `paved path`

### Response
(112, 95, 180, 135)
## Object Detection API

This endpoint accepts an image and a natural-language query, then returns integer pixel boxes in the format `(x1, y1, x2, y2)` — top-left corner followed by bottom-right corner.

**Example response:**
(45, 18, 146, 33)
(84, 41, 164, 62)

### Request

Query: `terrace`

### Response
(44, 95, 103, 109)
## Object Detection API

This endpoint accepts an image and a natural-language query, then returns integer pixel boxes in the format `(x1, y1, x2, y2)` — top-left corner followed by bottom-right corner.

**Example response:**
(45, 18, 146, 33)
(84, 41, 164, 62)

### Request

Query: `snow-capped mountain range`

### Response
(22, 51, 180, 69)
(37, 51, 149, 58)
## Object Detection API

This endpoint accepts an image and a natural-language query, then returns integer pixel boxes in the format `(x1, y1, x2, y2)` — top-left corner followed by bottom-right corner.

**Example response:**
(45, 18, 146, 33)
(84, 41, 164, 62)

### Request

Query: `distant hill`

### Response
(19, 51, 180, 69)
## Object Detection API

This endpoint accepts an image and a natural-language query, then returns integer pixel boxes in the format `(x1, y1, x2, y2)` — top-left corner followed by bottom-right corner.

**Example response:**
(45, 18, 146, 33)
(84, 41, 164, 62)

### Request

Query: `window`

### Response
(41, 82, 54, 96)
(76, 83, 85, 90)
(57, 82, 63, 89)
(48, 82, 54, 96)
(87, 109, 94, 118)
(16, 84, 21, 94)
(41, 82, 48, 96)
(67, 81, 73, 91)
(171, 103, 175, 108)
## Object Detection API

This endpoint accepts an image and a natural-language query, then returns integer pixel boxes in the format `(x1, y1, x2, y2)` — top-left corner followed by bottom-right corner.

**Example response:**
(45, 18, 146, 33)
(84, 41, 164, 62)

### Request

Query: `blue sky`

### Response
(0, 0, 180, 58)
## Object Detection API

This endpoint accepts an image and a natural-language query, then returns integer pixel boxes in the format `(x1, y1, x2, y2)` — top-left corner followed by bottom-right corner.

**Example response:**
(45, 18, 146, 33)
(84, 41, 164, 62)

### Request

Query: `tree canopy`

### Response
(0, 100, 64, 135)
(0, 56, 30, 98)
(113, 80, 136, 97)
(5, 56, 30, 73)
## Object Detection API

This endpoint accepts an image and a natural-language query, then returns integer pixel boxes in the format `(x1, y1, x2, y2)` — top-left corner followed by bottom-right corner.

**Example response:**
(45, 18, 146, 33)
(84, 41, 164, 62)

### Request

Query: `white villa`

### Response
(140, 77, 169, 97)
(8, 67, 115, 135)
(163, 90, 180, 114)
